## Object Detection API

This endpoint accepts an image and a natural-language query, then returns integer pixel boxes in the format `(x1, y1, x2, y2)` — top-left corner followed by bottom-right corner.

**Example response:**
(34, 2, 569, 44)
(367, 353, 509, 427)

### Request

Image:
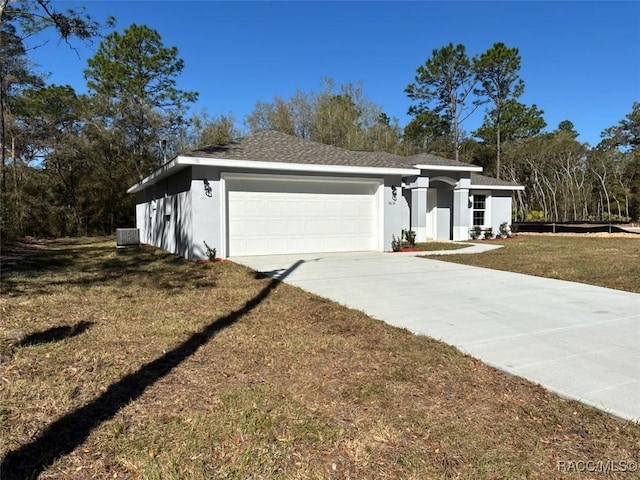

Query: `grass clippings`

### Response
(1, 237, 639, 479)
(439, 233, 640, 293)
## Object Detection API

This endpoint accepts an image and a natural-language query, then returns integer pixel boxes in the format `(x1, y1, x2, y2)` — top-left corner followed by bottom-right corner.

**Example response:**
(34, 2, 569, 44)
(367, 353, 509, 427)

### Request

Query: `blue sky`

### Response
(25, 1, 640, 148)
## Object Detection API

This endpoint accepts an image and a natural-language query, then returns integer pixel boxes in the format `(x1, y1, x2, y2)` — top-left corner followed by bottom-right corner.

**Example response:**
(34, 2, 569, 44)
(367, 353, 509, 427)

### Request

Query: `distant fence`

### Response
(514, 222, 638, 234)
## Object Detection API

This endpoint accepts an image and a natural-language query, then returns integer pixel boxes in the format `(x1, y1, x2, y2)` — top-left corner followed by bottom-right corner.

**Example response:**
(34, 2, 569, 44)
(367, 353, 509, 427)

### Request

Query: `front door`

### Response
(436, 188, 453, 240)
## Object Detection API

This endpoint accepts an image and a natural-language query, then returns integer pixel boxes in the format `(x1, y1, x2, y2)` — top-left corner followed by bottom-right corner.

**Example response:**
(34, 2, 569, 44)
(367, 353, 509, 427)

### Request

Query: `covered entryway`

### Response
(225, 175, 382, 256)
(427, 179, 455, 241)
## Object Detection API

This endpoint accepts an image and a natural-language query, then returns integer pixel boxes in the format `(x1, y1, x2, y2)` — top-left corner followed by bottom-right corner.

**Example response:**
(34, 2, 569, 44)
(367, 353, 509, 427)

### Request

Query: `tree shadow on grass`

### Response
(0, 244, 77, 276)
(1, 238, 110, 288)
(17, 321, 94, 347)
(1, 240, 217, 297)
(0, 260, 303, 480)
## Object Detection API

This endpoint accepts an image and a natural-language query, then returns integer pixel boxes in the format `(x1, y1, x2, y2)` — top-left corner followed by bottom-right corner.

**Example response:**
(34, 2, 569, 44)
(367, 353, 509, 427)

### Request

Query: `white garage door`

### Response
(226, 176, 381, 256)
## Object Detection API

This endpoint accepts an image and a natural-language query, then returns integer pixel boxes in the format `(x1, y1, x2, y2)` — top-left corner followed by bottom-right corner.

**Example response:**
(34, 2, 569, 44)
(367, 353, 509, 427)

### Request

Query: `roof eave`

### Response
(413, 164, 483, 172)
(126, 156, 184, 194)
(127, 156, 420, 193)
(184, 156, 419, 175)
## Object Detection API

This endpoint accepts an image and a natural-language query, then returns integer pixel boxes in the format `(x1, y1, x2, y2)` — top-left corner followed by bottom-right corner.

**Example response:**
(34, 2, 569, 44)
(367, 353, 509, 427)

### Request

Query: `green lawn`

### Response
(1, 237, 639, 479)
(434, 234, 640, 293)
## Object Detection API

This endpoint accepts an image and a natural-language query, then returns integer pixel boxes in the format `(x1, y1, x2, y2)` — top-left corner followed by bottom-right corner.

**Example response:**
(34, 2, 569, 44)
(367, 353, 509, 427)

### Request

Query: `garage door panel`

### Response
(227, 177, 380, 256)
(305, 219, 324, 235)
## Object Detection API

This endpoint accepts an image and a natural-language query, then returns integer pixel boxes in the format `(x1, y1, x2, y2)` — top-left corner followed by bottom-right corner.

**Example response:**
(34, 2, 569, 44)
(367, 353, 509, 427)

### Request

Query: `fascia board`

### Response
(126, 157, 183, 194)
(184, 156, 419, 176)
(414, 164, 483, 172)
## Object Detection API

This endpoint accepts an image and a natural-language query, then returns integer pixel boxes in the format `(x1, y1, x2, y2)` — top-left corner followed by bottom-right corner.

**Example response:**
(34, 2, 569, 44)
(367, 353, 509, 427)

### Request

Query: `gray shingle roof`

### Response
(184, 130, 412, 169)
(184, 131, 521, 191)
(407, 152, 478, 168)
(185, 130, 489, 170)
(471, 172, 521, 187)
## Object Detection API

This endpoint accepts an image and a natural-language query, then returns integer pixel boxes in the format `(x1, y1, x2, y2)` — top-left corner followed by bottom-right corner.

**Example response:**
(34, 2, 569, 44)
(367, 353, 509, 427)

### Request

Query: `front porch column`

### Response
(410, 187, 428, 242)
(453, 188, 470, 241)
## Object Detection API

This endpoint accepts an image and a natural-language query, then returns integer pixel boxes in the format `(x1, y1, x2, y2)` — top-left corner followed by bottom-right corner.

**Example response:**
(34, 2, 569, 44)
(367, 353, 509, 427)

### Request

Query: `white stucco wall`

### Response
(135, 202, 147, 241)
(452, 176, 471, 241)
(489, 191, 514, 233)
(135, 168, 193, 258)
(383, 176, 409, 251)
(190, 166, 223, 260)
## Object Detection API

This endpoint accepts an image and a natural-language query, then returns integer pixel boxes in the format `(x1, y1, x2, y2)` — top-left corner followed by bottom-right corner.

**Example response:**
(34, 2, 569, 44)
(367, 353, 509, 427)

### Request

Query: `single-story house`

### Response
(127, 131, 523, 260)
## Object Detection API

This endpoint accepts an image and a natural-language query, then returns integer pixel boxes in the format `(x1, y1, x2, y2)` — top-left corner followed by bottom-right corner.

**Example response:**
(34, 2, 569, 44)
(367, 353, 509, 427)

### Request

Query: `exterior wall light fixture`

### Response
(203, 179, 213, 197)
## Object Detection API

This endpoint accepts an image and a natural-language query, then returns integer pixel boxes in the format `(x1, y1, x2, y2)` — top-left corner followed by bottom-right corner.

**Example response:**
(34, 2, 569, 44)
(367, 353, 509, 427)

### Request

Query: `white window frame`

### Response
(471, 191, 491, 228)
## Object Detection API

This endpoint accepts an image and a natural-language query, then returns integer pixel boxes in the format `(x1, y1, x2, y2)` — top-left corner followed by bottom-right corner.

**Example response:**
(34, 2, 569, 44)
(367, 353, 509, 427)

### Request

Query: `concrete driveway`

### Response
(232, 251, 640, 422)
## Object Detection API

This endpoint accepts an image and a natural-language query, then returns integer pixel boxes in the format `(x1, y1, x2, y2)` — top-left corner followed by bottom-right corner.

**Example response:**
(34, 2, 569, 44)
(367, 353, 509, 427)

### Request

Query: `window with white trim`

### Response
(472, 194, 486, 226)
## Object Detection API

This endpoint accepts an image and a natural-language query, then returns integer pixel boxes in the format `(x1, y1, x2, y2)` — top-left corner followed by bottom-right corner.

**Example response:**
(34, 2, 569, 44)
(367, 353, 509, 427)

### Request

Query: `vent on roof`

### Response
(116, 228, 140, 247)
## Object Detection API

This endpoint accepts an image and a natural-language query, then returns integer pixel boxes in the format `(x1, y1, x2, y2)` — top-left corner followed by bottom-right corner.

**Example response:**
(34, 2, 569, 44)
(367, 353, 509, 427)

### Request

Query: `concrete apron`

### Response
(231, 251, 640, 423)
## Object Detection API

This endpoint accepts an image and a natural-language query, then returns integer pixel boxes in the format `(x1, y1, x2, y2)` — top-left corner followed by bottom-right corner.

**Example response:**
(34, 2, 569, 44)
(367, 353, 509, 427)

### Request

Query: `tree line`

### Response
(1, 2, 638, 243)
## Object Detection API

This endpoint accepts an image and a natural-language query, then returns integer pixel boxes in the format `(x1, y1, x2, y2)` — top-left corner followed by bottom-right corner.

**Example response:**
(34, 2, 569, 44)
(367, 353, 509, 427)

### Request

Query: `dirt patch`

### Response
(399, 246, 423, 252)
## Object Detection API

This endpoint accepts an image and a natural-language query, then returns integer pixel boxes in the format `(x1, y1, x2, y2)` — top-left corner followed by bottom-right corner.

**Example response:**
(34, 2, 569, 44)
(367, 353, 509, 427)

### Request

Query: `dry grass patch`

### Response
(1, 237, 639, 479)
(436, 234, 640, 293)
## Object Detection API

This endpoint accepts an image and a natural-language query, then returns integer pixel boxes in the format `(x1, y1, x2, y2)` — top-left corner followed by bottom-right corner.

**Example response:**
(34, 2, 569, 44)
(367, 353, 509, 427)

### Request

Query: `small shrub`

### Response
(203, 241, 217, 261)
(402, 229, 416, 247)
(483, 227, 494, 240)
(391, 234, 403, 252)
(470, 225, 482, 240)
(498, 222, 510, 238)
(510, 223, 519, 236)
